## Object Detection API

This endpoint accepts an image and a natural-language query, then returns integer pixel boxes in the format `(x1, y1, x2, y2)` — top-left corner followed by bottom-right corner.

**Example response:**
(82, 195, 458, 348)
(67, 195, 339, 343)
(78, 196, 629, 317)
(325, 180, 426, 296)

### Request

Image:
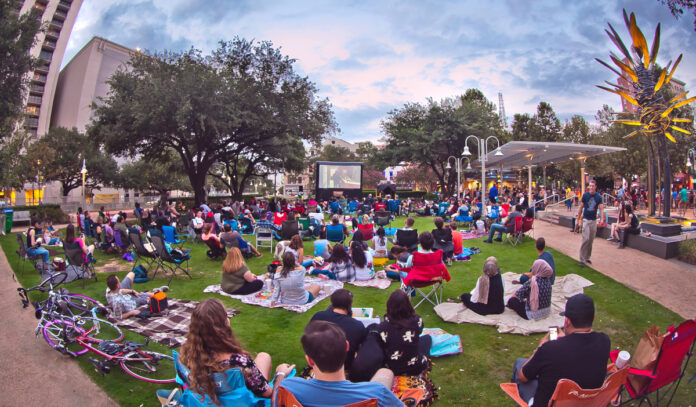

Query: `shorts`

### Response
(306, 292, 315, 303)
(120, 275, 149, 306)
(121, 275, 134, 289)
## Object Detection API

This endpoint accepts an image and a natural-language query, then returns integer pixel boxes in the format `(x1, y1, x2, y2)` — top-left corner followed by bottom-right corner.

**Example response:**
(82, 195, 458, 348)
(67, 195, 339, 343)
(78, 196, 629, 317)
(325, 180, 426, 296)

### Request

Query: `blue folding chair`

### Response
(348, 200, 358, 214)
(224, 219, 240, 232)
(162, 225, 187, 248)
(326, 224, 345, 244)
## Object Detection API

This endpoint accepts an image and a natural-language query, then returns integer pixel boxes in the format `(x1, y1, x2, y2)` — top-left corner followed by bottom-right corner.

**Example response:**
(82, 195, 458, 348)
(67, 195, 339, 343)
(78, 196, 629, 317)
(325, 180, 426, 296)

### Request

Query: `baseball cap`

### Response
(560, 294, 595, 326)
(244, 209, 251, 214)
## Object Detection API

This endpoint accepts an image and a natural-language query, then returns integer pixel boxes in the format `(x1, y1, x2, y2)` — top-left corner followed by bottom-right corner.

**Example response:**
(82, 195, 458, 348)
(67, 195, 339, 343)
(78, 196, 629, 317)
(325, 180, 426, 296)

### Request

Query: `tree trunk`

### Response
(158, 190, 170, 206)
(189, 172, 207, 207)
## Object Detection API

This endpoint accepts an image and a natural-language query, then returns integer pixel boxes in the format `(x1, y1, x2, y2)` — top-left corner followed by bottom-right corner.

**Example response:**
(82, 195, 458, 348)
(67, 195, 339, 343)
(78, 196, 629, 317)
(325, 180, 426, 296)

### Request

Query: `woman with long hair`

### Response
(221, 248, 264, 295)
(310, 244, 355, 282)
(284, 234, 313, 268)
(271, 252, 321, 306)
(376, 290, 431, 376)
(350, 240, 374, 281)
(170, 298, 294, 404)
(64, 223, 95, 263)
(372, 227, 388, 258)
(459, 256, 505, 315)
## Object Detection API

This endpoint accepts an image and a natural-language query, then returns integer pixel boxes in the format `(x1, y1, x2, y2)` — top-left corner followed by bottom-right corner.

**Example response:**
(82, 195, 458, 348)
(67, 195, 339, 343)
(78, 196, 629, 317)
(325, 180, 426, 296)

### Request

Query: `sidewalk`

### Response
(0, 247, 117, 406)
(532, 220, 696, 319)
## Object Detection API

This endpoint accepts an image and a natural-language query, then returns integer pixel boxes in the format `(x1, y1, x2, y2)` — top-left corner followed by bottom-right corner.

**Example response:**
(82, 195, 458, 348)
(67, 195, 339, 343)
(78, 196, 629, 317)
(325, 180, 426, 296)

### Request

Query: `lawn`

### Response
(3, 216, 694, 406)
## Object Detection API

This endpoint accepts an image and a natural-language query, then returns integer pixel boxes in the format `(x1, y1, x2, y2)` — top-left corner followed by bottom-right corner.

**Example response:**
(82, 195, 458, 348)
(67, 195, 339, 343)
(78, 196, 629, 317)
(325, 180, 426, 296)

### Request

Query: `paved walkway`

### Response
(532, 220, 696, 319)
(0, 247, 117, 406)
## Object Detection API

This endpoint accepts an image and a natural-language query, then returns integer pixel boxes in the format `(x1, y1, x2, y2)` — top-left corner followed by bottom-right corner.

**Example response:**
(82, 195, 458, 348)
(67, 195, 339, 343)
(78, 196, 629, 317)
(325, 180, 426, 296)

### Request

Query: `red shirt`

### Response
(452, 230, 463, 255)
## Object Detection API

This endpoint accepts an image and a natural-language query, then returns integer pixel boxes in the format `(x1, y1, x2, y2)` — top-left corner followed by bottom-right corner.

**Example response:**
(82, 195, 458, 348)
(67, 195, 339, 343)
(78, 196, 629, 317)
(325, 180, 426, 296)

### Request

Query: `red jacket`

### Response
(402, 250, 451, 286)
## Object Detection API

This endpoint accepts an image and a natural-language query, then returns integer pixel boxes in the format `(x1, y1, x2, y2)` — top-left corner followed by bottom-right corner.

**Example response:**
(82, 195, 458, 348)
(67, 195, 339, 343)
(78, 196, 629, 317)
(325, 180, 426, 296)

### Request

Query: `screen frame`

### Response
(315, 161, 363, 200)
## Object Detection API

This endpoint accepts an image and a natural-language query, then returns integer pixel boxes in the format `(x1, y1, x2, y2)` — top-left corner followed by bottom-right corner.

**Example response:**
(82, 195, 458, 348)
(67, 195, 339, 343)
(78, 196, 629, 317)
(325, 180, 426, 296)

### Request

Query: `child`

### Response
(351, 240, 374, 281)
(372, 227, 388, 258)
(450, 222, 463, 256)
(310, 244, 355, 282)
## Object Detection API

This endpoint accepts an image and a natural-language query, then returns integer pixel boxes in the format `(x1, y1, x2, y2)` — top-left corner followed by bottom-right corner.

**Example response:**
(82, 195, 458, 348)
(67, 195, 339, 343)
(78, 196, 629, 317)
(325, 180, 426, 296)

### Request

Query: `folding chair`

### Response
(204, 237, 227, 260)
(16, 233, 41, 277)
(239, 217, 255, 235)
(610, 319, 696, 407)
(177, 213, 189, 234)
(401, 250, 451, 309)
(394, 228, 419, 252)
(62, 242, 97, 288)
(500, 366, 629, 406)
(162, 225, 187, 248)
(326, 224, 346, 245)
(505, 217, 525, 246)
(348, 200, 358, 215)
(357, 223, 374, 241)
(255, 225, 274, 254)
(274, 386, 378, 407)
(129, 231, 159, 277)
(113, 229, 131, 253)
(150, 235, 191, 285)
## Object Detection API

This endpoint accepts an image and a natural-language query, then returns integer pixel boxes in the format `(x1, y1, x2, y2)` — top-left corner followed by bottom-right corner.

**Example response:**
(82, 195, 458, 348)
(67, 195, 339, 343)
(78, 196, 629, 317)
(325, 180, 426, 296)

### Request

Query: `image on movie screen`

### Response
(318, 164, 361, 189)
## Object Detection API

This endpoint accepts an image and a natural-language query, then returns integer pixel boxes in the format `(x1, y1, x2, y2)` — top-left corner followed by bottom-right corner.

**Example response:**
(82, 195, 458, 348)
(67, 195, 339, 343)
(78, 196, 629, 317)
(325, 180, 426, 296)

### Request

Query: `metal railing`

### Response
(602, 193, 618, 206)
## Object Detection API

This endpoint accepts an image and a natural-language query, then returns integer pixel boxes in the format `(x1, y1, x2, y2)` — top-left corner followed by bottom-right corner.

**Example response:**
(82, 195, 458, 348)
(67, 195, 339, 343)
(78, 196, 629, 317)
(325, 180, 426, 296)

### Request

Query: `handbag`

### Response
(149, 291, 168, 313)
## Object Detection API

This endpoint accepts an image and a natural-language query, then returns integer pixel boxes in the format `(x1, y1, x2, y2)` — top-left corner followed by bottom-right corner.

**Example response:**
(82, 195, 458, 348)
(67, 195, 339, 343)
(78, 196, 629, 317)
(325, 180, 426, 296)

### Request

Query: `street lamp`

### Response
(463, 135, 503, 216)
(687, 149, 696, 189)
(80, 158, 87, 203)
(445, 156, 472, 199)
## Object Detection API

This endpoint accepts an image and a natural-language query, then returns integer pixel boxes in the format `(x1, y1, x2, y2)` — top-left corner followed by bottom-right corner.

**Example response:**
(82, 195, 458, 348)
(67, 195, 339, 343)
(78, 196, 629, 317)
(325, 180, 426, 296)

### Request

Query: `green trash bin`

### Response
(3, 209, 13, 234)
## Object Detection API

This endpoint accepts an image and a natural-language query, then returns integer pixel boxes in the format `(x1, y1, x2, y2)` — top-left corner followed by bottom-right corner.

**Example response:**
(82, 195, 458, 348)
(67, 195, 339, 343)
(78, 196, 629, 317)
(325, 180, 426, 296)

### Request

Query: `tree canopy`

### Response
(90, 38, 335, 203)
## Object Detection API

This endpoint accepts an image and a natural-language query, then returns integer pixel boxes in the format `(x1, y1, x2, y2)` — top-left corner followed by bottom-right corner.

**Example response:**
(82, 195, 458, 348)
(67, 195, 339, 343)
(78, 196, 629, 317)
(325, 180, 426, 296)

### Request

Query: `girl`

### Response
(284, 234, 313, 268)
(313, 228, 332, 260)
(310, 244, 355, 282)
(271, 252, 321, 306)
(351, 240, 374, 281)
(506, 259, 553, 320)
(372, 227, 388, 258)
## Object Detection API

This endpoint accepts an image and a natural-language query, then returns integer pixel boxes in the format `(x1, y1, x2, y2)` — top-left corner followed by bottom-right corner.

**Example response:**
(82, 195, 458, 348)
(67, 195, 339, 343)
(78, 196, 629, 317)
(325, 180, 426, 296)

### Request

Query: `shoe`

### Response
(606, 237, 614, 241)
(494, 238, 502, 242)
(578, 262, 585, 267)
(618, 244, 625, 249)
(586, 259, 592, 265)
(156, 388, 182, 406)
(153, 286, 169, 293)
(483, 239, 492, 243)
(511, 280, 522, 285)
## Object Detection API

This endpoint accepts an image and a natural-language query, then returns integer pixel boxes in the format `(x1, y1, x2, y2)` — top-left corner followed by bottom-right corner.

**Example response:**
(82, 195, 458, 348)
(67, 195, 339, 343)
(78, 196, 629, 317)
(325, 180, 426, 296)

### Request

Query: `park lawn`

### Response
(3, 215, 694, 406)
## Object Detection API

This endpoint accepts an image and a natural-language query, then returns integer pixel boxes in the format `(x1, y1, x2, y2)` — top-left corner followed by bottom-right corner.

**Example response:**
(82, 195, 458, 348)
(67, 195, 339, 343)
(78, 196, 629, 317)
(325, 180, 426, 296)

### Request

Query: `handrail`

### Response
(602, 193, 618, 206)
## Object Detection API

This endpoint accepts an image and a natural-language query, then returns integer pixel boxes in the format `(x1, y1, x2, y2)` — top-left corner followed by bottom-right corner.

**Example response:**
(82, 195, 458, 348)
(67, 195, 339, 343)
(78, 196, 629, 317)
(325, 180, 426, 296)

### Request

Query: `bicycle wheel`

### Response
(37, 272, 68, 291)
(61, 293, 100, 317)
(120, 351, 175, 383)
(42, 319, 89, 355)
(72, 316, 124, 343)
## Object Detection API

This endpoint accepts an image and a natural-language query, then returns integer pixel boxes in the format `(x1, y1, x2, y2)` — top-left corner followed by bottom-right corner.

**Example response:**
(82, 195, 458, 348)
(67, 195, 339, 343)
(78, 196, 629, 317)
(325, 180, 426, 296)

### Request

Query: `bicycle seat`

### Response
(98, 340, 122, 355)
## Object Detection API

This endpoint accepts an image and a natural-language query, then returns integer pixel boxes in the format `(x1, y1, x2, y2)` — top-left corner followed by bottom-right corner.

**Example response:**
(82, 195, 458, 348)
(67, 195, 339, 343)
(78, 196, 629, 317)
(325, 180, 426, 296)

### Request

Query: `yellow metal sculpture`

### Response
(596, 10, 694, 216)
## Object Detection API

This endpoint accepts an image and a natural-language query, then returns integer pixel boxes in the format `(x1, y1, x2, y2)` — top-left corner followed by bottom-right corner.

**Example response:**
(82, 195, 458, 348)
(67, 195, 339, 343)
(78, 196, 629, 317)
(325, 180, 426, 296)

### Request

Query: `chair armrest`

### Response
(499, 383, 529, 407)
(628, 368, 657, 379)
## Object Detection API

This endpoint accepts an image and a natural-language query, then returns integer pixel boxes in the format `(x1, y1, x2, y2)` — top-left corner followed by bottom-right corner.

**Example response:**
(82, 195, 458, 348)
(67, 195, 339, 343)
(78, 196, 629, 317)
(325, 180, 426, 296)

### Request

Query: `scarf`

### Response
(529, 259, 553, 311)
(477, 256, 499, 304)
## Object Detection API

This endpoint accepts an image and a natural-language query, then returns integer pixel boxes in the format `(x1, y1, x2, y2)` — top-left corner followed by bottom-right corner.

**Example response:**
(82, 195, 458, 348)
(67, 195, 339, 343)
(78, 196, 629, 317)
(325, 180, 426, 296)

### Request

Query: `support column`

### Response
(580, 160, 586, 196)
(542, 165, 547, 204)
(528, 166, 533, 206)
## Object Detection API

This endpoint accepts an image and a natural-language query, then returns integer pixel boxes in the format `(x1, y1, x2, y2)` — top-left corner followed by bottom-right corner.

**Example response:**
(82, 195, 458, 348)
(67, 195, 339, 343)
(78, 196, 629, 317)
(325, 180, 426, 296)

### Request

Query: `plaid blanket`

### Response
(107, 299, 240, 348)
(204, 277, 343, 313)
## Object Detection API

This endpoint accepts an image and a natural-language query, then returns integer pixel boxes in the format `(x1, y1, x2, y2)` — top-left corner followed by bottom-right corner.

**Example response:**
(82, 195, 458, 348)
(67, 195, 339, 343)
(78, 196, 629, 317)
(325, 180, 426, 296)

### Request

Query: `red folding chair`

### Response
(505, 217, 525, 246)
(401, 250, 451, 309)
(357, 222, 374, 241)
(610, 319, 696, 407)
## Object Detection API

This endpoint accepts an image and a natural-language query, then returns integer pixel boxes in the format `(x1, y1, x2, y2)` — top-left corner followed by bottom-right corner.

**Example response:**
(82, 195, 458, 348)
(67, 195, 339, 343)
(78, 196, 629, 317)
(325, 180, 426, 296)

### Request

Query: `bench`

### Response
(13, 211, 31, 225)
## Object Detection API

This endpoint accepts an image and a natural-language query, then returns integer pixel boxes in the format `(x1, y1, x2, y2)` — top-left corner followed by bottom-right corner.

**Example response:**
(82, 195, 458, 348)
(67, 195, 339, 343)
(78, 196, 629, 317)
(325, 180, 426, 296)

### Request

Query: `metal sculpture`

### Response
(596, 10, 694, 217)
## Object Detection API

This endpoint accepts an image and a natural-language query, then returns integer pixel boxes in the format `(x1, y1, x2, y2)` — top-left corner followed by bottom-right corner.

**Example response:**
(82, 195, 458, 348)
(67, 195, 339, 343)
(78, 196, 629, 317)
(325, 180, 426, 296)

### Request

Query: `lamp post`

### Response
(445, 156, 472, 200)
(686, 149, 696, 189)
(463, 135, 503, 216)
(80, 158, 87, 204)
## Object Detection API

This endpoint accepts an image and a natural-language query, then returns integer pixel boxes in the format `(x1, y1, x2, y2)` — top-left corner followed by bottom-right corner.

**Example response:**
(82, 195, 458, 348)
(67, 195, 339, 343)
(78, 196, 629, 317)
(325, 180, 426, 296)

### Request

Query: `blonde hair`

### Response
(222, 247, 244, 274)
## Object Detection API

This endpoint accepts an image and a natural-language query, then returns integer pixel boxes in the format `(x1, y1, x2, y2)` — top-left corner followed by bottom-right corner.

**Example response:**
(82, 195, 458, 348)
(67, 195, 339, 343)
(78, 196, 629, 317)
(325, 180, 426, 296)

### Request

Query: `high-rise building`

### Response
(17, 0, 83, 137)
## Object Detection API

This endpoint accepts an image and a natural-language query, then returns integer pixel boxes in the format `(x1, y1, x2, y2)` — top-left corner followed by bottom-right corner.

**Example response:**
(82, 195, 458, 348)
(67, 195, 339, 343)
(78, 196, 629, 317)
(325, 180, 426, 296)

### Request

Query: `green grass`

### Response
(4, 216, 695, 406)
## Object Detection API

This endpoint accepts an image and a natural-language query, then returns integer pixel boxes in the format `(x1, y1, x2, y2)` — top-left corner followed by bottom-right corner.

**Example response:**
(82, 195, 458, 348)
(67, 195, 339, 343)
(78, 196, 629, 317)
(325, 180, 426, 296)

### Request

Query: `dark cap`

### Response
(560, 294, 595, 327)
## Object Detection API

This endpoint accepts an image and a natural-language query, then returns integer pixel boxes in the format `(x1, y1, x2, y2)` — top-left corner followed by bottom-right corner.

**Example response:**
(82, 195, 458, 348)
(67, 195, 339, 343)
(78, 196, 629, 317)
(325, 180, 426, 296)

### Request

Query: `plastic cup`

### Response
(615, 350, 631, 369)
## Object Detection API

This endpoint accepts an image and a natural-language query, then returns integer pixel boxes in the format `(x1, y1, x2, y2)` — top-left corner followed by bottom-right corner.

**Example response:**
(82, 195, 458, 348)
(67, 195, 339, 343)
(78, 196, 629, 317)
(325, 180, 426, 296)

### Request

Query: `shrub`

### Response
(9, 204, 69, 223)
(678, 239, 696, 265)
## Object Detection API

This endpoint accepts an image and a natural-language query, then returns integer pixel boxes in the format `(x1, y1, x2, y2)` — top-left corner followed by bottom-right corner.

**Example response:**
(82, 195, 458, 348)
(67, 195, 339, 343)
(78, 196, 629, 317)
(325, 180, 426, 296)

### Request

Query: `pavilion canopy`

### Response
(472, 141, 626, 169)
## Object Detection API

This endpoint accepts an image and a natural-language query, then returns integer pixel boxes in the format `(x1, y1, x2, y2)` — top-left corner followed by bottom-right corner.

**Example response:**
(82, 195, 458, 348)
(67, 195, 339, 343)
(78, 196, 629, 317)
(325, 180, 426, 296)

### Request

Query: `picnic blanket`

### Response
(459, 230, 488, 240)
(347, 277, 393, 290)
(434, 273, 593, 335)
(107, 299, 240, 348)
(204, 277, 343, 313)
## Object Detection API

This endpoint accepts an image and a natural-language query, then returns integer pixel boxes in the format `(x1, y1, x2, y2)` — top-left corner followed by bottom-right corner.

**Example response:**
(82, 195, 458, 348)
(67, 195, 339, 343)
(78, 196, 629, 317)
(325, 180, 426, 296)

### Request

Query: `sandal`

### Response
(156, 388, 182, 406)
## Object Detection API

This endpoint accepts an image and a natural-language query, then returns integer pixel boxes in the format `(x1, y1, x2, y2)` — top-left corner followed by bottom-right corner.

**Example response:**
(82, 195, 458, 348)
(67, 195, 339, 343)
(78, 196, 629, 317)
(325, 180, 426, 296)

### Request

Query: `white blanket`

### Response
(434, 273, 594, 335)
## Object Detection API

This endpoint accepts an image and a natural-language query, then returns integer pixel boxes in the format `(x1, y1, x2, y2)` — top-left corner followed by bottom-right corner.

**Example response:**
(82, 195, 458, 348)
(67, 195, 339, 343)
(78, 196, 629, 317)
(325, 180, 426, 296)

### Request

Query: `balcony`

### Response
(45, 30, 59, 40)
(49, 19, 63, 30)
(42, 40, 56, 51)
(35, 0, 49, 5)
(53, 9, 67, 20)
(32, 73, 46, 84)
(27, 95, 43, 106)
(33, 3, 46, 12)
(57, 0, 71, 11)
(30, 84, 44, 94)
(39, 50, 53, 62)
(26, 106, 39, 117)
(25, 118, 39, 128)
(34, 64, 49, 74)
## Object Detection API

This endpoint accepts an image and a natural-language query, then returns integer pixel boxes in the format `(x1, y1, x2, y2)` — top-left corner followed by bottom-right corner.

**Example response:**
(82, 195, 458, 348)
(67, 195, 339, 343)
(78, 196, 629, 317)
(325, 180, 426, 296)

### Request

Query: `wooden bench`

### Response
(13, 211, 31, 225)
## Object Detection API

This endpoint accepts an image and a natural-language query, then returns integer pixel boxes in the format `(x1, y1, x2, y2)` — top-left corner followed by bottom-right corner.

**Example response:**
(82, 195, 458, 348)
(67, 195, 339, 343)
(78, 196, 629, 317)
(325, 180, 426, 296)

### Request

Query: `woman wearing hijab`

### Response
(506, 259, 553, 320)
(458, 256, 505, 315)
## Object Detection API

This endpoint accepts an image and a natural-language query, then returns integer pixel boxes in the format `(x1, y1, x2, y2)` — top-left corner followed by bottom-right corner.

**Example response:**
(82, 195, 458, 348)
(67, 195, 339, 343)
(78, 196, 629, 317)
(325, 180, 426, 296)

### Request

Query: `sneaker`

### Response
(494, 238, 502, 242)
(586, 259, 592, 265)
(153, 286, 169, 293)
(606, 237, 614, 241)
(578, 262, 585, 267)
(483, 239, 492, 243)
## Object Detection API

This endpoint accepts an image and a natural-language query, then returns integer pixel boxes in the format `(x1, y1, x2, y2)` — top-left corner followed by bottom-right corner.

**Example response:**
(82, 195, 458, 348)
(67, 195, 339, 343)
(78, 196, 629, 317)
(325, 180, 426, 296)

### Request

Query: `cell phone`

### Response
(549, 326, 558, 341)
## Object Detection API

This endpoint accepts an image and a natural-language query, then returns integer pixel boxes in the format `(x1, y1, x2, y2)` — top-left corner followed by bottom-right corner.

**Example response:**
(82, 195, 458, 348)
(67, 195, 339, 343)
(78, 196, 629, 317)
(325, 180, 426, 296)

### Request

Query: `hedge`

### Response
(168, 194, 264, 208)
(6, 204, 69, 223)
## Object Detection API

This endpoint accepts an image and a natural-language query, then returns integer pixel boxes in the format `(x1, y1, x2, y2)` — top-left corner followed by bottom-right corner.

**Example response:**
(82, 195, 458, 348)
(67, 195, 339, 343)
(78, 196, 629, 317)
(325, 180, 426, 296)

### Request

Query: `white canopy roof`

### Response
(473, 141, 626, 170)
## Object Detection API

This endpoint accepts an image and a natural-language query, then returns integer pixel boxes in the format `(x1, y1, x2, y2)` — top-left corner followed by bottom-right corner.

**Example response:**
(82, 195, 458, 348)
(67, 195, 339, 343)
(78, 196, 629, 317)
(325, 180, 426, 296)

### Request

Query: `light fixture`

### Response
(462, 146, 471, 156)
(495, 147, 503, 156)
(466, 162, 472, 170)
(688, 158, 693, 167)
(445, 162, 451, 169)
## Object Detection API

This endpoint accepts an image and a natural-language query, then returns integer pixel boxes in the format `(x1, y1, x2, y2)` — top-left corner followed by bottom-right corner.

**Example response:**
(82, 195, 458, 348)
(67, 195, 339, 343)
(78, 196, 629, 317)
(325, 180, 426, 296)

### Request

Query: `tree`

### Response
(317, 144, 356, 162)
(24, 127, 118, 196)
(91, 38, 335, 204)
(117, 156, 189, 205)
(0, 0, 41, 139)
(394, 165, 439, 192)
(362, 169, 384, 188)
(659, 0, 696, 30)
(355, 141, 386, 171)
(0, 132, 30, 191)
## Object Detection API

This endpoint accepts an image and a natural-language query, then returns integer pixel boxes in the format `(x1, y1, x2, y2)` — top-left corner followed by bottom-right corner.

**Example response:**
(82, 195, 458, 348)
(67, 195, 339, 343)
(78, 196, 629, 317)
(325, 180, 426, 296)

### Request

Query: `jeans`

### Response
(301, 259, 314, 268)
(27, 247, 50, 264)
(579, 219, 597, 263)
(512, 358, 538, 404)
(487, 224, 511, 241)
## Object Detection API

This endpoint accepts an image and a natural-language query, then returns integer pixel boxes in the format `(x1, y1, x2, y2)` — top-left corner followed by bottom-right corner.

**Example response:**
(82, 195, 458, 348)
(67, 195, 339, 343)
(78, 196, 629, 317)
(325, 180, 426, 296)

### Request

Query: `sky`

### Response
(63, 0, 696, 143)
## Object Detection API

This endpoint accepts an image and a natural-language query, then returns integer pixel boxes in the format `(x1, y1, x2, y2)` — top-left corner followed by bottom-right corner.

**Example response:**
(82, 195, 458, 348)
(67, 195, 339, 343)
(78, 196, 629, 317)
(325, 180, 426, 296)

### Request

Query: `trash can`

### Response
(3, 209, 13, 234)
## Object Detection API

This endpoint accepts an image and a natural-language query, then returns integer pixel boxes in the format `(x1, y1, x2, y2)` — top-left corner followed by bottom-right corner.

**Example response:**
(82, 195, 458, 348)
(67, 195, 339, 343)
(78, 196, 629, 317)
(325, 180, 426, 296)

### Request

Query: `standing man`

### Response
(679, 185, 688, 216)
(577, 180, 604, 267)
(489, 182, 499, 204)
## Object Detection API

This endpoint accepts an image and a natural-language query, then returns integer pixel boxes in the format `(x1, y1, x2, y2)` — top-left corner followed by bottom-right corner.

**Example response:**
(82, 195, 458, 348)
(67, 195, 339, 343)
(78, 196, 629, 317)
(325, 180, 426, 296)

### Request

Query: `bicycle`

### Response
(44, 308, 175, 383)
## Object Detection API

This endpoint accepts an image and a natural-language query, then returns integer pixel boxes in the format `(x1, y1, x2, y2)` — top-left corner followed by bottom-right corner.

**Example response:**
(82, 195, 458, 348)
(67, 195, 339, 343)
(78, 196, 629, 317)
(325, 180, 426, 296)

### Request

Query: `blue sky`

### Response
(64, 0, 696, 143)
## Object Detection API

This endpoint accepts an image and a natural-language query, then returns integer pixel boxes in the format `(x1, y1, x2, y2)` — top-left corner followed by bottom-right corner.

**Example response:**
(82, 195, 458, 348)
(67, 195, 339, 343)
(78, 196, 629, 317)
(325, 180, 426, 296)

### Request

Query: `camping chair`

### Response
(610, 319, 696, 407)
(162, 225, 187, 248)
(273, 212, 287, 226)
(256, 225, 274, 254)
(401, 250, 451, 309)
(348, 200, 358, 214)
(437, 202, 450, 217)
(239, 217, 255, 235)
(177, 213, 189, 234)
(506, 217, 534, 246)
(204, 237, 227, 260)
(62, 242, 96, 288)
(487, 205, 500, 222)
(129, 231, 159, 277)
(326, 224, 346, 244)
(16, 233, 43, 277)
(395, 229, 419, 252)
(357, 223, 375, 241)
(298, 217, 315, 241)
(274, 386, 378, 407)
(500, 366, 630, 407)
(375, 214, 391, 229)
(113, 229, 131, 253)
(150, 234, 191, 285)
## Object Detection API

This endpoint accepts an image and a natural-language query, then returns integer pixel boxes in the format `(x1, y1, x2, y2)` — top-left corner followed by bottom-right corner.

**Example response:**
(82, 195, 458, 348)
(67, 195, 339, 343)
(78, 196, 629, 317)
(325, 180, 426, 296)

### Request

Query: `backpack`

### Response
(149, 291, 168, 313)
(132, 264, 149, 283)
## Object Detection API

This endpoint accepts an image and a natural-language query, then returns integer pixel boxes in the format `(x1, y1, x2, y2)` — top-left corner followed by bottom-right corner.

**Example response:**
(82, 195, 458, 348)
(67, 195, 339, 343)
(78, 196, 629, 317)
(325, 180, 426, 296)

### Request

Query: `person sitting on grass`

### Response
(157, 298, 295, 405)
(350, 240, 374, 281)
(449, 221, 463, 257)
(277, 321, 402, 406)
(221, 247, 264, 295)
(352, 229, 369, 251)
(506, 259, 553, 320)
(483, 204, 523, 243)
(458, 256, 505, 316)
(220, 223, 263, 258)
(271, 252, 321, 306)
(284, 234, 314, 268)
(384, 246, 410, 281)
(313, 228, 333, 260)
(310, 244, 355, 282)
(105, 273, 167, 319)
(517, 238, 556, 285)
(372, 227, 388, 258)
